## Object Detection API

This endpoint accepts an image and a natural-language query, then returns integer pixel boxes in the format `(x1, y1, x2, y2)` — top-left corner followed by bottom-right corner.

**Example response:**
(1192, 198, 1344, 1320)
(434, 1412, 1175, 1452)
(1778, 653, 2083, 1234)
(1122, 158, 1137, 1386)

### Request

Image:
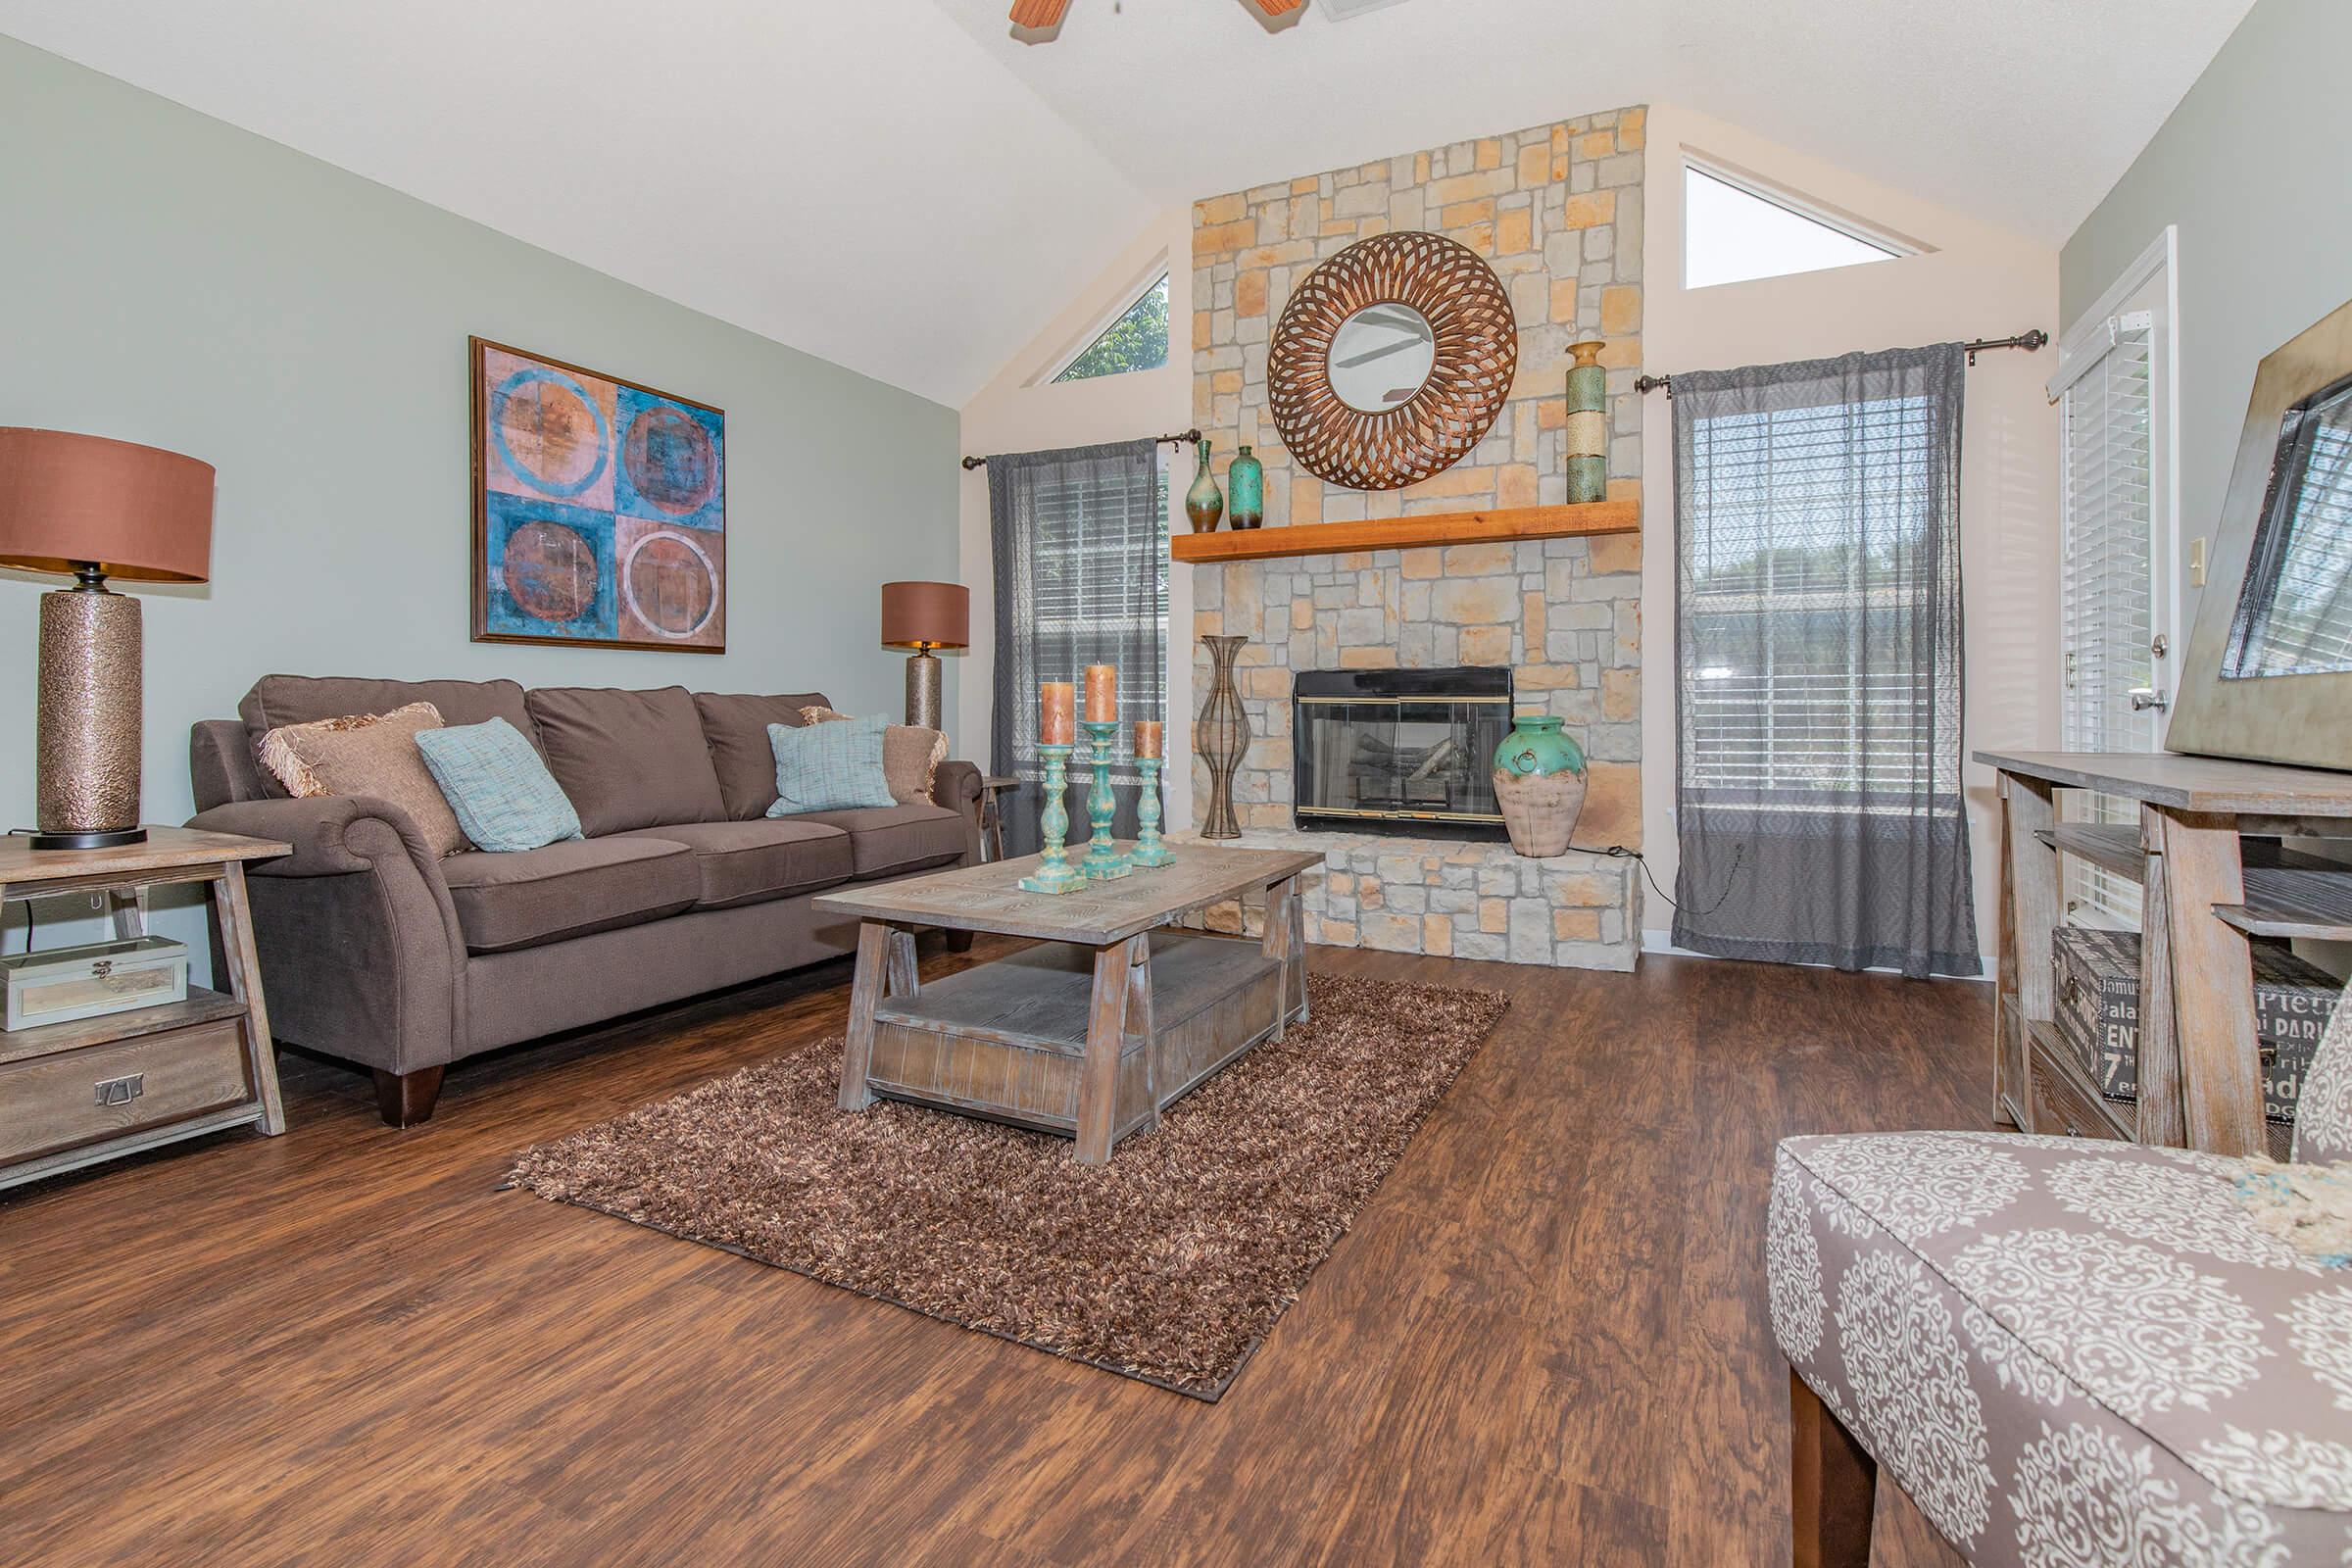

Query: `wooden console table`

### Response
(1978, 751, 2352, 1156)
(0, 826, 290, 1191)
(813, 843, 1322, 1162)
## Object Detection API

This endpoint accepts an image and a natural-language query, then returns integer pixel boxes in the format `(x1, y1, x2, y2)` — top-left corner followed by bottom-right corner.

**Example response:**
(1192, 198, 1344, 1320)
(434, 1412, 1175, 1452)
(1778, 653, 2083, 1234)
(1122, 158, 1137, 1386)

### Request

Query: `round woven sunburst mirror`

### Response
(1266, 231, 1519, 492)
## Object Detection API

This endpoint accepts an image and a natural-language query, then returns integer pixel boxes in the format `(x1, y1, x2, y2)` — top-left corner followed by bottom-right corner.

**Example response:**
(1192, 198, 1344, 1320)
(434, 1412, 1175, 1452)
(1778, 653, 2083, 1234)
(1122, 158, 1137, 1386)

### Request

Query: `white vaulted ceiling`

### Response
(0, 0, 2253, 405)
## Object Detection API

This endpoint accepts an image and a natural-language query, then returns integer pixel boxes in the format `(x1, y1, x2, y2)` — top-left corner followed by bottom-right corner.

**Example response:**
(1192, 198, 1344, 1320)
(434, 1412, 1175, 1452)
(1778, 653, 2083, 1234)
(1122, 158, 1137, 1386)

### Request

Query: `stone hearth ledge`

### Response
(1167, 826, 1638, 972)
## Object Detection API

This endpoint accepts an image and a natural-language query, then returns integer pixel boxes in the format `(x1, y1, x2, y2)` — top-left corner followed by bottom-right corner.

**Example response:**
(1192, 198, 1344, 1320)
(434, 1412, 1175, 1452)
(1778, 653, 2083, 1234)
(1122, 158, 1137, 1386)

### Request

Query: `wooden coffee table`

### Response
(812, 843, 1322, 1162)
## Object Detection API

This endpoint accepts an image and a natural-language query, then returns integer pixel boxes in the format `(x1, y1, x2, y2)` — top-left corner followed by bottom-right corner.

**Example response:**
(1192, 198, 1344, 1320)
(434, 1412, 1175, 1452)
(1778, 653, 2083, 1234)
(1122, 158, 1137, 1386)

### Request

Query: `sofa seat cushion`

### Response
(524, 685, 728, 836)
(787, 802, 965, 880)
(1769, 1131, 2352, 1561)
(441, 837, 700, 956)
(611, 819, 855, 910)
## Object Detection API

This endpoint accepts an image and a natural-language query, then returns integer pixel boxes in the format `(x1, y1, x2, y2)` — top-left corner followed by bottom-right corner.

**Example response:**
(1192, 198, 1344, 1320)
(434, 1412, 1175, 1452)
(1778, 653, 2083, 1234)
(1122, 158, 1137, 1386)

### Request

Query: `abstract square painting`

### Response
(471, 338, 726, 652)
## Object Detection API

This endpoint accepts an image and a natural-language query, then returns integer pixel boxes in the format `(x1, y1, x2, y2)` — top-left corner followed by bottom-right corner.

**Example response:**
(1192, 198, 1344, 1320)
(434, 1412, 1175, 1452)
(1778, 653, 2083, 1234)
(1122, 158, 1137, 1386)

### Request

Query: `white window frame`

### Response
(1680, 152, 1928, 291)
(2048, 225, 2180, 928)
(1033, 260, 1173, 387)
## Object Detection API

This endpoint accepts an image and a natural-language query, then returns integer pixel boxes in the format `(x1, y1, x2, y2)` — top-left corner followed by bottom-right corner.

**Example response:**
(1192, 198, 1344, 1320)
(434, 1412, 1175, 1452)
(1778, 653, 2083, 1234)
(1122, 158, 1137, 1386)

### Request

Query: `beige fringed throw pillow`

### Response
(258, 702, 470, 858)
(798, 707, 948, 806)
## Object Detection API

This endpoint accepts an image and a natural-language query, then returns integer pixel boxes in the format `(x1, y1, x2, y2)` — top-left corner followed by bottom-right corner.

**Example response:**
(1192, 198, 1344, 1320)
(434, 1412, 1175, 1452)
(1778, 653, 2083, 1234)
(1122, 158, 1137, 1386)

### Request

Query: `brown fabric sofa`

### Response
(186, 675, 981, 1126)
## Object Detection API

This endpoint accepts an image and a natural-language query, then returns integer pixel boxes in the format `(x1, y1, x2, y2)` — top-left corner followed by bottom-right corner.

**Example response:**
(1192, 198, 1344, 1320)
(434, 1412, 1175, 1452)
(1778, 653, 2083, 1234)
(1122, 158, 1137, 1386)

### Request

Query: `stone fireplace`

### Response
(1178, 107, 1647, 971)
(1183, 537, 1642, 970)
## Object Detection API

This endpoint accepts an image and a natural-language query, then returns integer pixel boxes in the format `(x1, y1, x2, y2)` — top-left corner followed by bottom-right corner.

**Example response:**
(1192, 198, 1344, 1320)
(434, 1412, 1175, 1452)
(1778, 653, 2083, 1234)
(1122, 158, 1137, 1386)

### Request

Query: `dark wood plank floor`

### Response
(0, 939, 1986, 1567)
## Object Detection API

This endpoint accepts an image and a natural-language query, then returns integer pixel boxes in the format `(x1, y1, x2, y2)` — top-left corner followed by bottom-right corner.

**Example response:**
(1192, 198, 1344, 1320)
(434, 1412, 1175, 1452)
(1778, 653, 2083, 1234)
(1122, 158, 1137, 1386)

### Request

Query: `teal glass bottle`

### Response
(1227, 445, 1264, 530)
(1183, 438, 1224, 533)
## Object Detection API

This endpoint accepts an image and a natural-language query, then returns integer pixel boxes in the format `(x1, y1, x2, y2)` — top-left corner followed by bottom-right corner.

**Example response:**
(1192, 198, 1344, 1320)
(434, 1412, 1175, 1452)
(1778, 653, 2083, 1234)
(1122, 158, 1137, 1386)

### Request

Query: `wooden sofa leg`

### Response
(372, 1066, 445, 1129)
(1791, 1368, 1876, 1568)
(943, 928, 975, 954)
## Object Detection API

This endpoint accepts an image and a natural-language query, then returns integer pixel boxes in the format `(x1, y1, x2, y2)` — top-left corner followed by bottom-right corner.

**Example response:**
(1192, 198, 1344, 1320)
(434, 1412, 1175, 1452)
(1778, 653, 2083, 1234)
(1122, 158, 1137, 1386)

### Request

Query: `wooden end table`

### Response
(1, 826, 291, 1191)
(812, 843, 1321, 1162)
(976, 775, 1019, 863)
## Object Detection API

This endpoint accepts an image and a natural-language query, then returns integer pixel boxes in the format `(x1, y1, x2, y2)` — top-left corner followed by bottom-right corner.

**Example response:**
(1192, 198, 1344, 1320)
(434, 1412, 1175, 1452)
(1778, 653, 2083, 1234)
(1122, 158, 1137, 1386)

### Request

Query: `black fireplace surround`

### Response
(1293, 666, 1512, 840)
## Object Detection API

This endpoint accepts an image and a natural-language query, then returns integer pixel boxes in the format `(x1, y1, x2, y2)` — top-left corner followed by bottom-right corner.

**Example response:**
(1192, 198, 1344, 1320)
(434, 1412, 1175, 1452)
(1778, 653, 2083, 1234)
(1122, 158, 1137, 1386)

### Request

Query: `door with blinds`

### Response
(2053, 246, 2175, 927)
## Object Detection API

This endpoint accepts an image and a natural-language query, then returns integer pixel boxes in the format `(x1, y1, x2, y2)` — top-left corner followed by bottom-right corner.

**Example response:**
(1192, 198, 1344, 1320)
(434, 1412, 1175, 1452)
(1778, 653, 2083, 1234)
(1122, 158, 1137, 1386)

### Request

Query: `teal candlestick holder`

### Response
(1078, 719, 1131, 881)
(1016, 744, 1086, 895)
(1130, 755, 1175, 868)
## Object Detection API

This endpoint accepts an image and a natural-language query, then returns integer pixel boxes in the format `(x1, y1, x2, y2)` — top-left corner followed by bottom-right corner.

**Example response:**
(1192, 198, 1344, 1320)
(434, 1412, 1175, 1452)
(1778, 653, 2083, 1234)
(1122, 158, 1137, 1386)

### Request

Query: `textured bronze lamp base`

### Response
(904, 649, 943, 730)
(34, 577, 144, 850)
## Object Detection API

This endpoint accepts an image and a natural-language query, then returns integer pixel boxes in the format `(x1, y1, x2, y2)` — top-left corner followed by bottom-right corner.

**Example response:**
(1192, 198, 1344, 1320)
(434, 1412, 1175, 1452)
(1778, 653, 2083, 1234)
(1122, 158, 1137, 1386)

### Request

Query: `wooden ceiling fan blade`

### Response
(1009, 0, 1071, 26)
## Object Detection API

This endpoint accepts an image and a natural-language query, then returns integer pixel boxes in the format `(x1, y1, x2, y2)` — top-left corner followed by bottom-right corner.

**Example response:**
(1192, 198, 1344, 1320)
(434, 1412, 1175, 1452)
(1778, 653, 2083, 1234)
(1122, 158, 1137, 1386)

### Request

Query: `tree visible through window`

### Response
(1054, 273, 1170, 382)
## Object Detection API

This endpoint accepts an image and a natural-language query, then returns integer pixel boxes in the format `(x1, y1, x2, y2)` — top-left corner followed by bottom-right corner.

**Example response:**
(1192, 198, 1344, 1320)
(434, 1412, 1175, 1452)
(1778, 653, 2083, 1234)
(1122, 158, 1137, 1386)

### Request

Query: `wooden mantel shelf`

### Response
(1169, 497, 1639, 564)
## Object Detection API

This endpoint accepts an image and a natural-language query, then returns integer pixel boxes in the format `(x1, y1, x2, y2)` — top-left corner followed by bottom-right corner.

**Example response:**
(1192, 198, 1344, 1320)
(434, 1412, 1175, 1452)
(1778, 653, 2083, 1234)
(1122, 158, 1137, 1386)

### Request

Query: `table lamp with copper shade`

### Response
(0, 428, 214, 850)
(880, 580, 968, 730)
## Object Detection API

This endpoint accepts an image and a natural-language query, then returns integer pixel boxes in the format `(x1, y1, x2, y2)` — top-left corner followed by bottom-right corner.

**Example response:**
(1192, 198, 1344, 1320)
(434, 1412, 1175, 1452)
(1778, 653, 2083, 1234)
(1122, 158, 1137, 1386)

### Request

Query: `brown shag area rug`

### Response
(509, 971, 1506, 1399)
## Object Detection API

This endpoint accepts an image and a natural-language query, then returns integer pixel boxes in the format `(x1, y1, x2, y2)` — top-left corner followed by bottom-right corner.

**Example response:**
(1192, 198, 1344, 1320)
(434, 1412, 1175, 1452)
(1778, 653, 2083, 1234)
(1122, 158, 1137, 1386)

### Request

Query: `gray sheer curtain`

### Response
(988, 440, 1166, 858)
(1671, 344, 1979, 978)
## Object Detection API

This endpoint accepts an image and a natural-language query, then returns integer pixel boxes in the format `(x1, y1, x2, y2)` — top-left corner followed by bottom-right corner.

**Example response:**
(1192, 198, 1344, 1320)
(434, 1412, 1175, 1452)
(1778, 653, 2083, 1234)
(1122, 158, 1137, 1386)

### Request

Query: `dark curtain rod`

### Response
(960, 429, 1202, 470)
(1633, 330, 2048, 396)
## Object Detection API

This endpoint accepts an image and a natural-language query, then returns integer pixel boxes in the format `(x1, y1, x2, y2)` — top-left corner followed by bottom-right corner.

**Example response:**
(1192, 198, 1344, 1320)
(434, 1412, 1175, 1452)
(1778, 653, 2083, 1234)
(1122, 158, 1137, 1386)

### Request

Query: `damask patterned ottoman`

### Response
(1769, 1129, 2352, 1564)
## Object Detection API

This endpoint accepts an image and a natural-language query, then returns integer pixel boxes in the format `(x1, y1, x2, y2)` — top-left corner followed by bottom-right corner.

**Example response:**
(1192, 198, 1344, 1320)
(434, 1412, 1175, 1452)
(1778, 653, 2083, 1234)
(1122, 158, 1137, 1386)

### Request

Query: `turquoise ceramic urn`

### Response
(1490, 713, 1589, 858)
(1227, 445, 1264, 529)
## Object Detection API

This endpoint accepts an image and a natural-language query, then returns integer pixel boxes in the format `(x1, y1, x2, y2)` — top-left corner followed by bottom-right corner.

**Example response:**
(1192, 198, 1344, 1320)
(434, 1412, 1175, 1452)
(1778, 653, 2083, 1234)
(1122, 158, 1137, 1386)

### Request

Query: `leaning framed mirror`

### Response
(1265, 231, 1517, 492)
(2169, 295, 2352, 770)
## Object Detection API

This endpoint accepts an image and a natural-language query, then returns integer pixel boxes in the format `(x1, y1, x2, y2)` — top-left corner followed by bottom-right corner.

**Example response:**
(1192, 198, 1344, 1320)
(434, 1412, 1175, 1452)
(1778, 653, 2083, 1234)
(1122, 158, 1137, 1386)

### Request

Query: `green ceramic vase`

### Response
(1491, 713, 1589, 858)
(1227, 445, 1264, 530)
(1184, 438, 1224, 533)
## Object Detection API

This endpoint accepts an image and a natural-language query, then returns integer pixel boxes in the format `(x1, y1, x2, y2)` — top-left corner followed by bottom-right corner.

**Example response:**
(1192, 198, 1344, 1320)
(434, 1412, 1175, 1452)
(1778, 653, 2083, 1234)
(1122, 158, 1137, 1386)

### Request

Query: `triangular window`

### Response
(1685, 164, 1907, 290)
(1053, 272, 1170, 382)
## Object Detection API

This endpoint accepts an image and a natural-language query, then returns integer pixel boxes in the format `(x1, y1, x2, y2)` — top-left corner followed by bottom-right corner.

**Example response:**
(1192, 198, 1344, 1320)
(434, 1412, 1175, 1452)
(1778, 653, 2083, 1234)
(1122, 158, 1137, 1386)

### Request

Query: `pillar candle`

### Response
(1040, 681, 1075, 746)
(1084, 663, 1117, 722)
(1135, 719, 1162, 759)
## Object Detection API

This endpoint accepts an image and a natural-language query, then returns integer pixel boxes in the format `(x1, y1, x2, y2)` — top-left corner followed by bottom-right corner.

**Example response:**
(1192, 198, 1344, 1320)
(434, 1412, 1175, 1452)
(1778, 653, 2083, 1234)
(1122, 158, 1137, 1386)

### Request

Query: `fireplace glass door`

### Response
(1293, 667, 1512, 839)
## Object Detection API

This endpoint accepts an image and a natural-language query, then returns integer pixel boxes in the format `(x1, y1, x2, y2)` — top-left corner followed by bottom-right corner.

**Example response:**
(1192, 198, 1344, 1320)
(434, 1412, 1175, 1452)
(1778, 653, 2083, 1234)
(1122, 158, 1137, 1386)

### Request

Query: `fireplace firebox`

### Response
(1293, 667, 1512, 839)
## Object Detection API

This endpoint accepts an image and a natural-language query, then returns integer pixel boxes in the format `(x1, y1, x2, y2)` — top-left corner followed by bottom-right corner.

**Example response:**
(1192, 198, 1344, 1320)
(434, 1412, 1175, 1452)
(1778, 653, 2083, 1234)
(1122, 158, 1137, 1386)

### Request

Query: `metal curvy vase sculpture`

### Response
(1198, 635, 1250, 839)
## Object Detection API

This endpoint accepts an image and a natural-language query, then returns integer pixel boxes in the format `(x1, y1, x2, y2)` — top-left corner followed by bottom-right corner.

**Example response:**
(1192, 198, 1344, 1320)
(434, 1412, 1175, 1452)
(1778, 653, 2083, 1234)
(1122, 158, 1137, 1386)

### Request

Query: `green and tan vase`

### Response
(1564, 339, 1608, 505)
(1184, 438, 1224, 533)
(1491, 712, 1587, 858)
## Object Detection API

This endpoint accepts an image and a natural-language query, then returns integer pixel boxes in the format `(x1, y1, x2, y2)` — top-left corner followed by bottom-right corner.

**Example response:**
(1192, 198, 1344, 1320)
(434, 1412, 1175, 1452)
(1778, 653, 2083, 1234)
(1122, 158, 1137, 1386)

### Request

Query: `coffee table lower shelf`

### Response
(852, 931, 1302, 1159)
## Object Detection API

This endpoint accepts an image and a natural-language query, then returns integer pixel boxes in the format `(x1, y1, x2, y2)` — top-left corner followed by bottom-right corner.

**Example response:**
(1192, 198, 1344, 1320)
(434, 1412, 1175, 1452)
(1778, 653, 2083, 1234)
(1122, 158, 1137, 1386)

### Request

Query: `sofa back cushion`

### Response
(524, 685, 727, 836)
(238, 675, 537, 798)
(692, 691, 832, 819)
(416, 718, 585, 854)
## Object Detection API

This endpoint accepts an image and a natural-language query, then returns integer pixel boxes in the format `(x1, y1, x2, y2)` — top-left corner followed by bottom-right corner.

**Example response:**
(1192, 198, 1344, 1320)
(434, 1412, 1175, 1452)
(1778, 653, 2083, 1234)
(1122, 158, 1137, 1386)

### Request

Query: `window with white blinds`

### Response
(2059, 317, 2155, 925)
(1680, 392, 1961, 808)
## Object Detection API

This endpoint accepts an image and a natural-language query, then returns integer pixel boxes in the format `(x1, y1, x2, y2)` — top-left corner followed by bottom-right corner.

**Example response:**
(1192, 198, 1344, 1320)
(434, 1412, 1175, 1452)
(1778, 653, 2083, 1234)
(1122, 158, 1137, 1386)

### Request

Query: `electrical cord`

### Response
(1597, 842, 1744, 919)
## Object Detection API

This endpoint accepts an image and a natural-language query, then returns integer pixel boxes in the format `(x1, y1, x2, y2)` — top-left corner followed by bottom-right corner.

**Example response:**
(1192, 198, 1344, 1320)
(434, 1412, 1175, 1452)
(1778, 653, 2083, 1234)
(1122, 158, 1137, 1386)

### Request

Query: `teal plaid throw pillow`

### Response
(415, 718, 583, 853)
(767, 715, 895, 814)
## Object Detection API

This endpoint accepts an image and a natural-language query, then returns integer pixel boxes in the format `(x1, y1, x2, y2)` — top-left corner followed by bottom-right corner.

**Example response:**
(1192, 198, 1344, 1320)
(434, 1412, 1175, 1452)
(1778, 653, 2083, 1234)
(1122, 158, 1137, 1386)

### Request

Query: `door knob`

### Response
(2130, 688, 2169, 711)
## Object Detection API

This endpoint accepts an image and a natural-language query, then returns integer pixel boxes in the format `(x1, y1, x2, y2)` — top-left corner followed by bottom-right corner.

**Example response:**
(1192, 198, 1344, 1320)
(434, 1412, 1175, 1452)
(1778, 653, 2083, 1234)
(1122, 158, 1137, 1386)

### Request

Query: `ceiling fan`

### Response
(1009, 0, 1304, 27)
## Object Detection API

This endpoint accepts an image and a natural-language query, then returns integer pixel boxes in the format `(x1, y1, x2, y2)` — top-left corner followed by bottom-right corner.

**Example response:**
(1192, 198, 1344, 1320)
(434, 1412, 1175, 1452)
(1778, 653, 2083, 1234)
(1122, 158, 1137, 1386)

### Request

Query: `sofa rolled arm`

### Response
(184, 795, 468, 1078)
(189, 794, 441, 879)
(931, 759, 984, 866)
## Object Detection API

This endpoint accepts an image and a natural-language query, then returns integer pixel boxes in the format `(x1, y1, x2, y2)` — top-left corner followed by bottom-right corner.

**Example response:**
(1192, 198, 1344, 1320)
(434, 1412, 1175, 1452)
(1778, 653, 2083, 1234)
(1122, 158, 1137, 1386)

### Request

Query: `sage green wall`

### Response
(0, 37, 957, 965)
(2060, 0, 2349, 628)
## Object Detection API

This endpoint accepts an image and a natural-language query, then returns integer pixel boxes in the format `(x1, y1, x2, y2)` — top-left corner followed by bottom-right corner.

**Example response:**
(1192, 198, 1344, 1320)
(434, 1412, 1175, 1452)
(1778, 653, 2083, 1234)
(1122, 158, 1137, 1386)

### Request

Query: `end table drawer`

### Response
(0, 1020, 254, 1164)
